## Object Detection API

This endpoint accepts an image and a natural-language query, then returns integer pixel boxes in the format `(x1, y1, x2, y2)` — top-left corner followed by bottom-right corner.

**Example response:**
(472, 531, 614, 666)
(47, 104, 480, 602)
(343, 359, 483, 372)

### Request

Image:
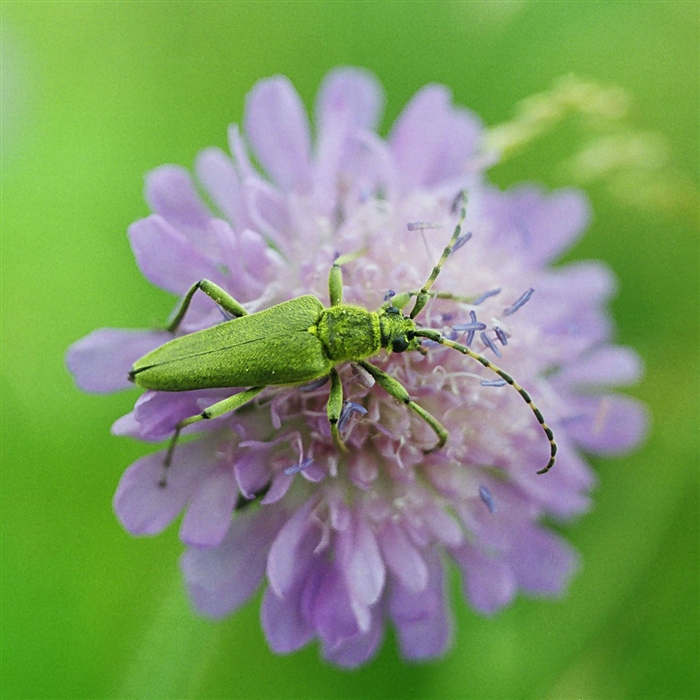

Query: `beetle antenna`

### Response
(410, 191, 468, 320)
(412, 328, 557, 474)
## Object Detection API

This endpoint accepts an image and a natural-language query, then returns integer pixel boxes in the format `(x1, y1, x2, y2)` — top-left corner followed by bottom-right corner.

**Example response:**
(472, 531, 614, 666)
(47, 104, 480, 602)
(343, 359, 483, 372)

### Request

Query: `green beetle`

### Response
(129, 198, 556, 486)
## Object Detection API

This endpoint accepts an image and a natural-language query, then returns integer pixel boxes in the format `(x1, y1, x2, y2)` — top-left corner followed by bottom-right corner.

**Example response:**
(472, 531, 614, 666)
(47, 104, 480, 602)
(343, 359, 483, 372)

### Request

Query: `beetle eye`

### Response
(391, 337, 410, 353)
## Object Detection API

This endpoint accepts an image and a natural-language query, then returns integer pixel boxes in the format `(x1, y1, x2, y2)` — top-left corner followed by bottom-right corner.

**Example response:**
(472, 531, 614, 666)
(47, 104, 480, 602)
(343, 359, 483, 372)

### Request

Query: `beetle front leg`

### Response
(357, 360, 448, 452)
(327, 368, 348, 452)
(160, 386, 265, 487)
(167, 280, 249, 333)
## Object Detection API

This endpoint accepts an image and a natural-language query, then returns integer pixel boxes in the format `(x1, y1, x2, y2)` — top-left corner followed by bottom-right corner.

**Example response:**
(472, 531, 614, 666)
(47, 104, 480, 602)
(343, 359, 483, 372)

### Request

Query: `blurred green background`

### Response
(2, 2, 698, 699)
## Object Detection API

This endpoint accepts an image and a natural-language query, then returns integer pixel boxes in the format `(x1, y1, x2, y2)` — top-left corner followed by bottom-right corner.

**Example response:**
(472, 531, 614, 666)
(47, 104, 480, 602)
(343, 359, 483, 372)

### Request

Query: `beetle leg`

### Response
(159, 386, 265, 487)
(357, 360, 448, 453)
(167, 279, 249, 333)
(327, 368, 348, 452)
(328, 250, 366, 306)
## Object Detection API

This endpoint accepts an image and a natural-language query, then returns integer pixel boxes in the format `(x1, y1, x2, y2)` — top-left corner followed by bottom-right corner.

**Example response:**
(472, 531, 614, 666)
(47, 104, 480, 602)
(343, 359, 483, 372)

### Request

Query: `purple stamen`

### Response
(284, 457, 314, 475)
(472, 288, 501, 305)
(494, 327, 508, 346)
(219, 308, 237, 321)
(464, 310, 481, 346)
(299, 376, 330, 392)
(480, 331, 502, 358)
(383, 290, 396, 301)
(452, 320, 487, 333)
(451, 231, 472, 253)
(503, 287, 534, 316)
(407, 221, 442, 231)
(480, 379, 507, 387)
(338, 401, 368, 433)
(478, 485, 496, 514)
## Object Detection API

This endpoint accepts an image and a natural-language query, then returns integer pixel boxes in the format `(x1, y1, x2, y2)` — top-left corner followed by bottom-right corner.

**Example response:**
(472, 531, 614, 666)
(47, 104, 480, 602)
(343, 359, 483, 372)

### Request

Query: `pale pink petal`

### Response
(377, 520, 428, 594)
(244, 76, 312, 191)
(316, 67, 384, 134)
(145, 165, 212, 234)
(388, 549, 452, 660)
(66, 328, 168, 393)
(234, 451, 273, 500)
(260, 585, 314, 654)
(182, 506, 286, 618)
(310, 560, 364, 648)
(339, 512, 385, 607)
(452, 542, 516, 615)
(241, 179, 292, 254)
(554, 345, 644, 389)
(111, 389, 229, 442)
(322, 607, 384, 668)
(267, 495, 320, 597)
(180, 466, 239, 546)
(128, 215, 226, 294)
(389, 84, 481, 193)
(486, 186, 591, 264)
(507, 525, 579, 596)
(195, 147, 248, 231)
(566, 393, 649, 454)
(113, 440, 215, 536)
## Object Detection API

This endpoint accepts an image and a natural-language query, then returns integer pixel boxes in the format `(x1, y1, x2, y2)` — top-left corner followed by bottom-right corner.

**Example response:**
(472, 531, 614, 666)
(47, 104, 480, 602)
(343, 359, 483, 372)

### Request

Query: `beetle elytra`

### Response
(129, 196, 557, 487)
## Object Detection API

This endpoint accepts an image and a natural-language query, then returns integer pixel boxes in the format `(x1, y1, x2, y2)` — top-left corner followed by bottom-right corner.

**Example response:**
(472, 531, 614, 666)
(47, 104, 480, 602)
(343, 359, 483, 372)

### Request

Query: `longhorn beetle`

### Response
(129, 196, 557, 487)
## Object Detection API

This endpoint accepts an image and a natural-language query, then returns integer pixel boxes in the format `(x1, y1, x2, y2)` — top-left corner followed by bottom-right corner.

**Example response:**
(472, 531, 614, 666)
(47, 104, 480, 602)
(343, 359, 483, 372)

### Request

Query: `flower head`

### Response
(66, 68, 647, 667)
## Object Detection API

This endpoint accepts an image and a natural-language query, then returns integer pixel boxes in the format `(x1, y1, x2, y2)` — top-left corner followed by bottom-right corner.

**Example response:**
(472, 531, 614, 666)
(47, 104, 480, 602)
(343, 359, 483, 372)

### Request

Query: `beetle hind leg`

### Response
(159, 386, 265, 488)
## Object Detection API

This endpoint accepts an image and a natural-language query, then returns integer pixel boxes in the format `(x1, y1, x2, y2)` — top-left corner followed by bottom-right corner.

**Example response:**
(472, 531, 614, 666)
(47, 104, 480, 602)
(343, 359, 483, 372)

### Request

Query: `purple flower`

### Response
(66, 68, 648, 667)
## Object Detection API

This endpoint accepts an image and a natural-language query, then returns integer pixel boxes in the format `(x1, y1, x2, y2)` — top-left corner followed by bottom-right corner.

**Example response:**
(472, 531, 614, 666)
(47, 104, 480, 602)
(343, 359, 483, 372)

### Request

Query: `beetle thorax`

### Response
(316, 305, 383, 362)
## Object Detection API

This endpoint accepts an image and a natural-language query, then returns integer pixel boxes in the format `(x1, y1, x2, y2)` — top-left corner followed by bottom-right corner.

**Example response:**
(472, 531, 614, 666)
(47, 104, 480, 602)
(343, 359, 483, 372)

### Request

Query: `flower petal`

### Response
(322, 607, 384, 668)
(267, 495, 320, 597)
(260, 585, 315, 654)
(128, 215, 226, 295)
(488, 185, 592, 264)
(111, 389, 229, 442)
(388, 549, 452, 660)
(316, 66, 384, 134)
(310, 560, 365, 648)
(234, 451, 273, 500)
(511, 437, 595, 520)
(554, 345, 644, 389)
(566, 393, 649, 454)
(113, 440, 215, 536)
(507, 525, 579, 596)
(244, 76, 312, 192)
(145, 165, 212, 236)
(389, 84, 482, 193)
(451, 542, 516, 615)
(180, 465, 239, 547)
(195, 147, 248, 232)
(339, 511, 386, 608)
(377, 520, 429, 594)
(66, 328, 168, 393)
(182, 506, 286, 618)
(241, 179, 293, 254)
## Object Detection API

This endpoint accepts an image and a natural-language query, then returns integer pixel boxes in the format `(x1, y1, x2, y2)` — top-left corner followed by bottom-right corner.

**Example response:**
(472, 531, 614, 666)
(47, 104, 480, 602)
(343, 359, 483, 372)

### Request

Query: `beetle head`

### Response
(379, 306, 422, 354)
